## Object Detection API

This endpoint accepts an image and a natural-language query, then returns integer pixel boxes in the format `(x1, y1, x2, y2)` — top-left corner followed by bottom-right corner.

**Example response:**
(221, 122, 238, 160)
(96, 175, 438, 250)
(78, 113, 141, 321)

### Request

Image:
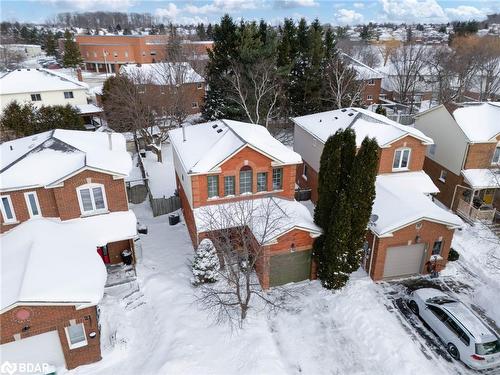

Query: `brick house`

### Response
(169, 120, 321, 289)
(342, 53, 383, 105)
(120, 62, 205, 115)
(0, 129, 137, 370)
(292, 108, 462, 281)
(75, 34, 213, 74)
(414, 102, 500, 222)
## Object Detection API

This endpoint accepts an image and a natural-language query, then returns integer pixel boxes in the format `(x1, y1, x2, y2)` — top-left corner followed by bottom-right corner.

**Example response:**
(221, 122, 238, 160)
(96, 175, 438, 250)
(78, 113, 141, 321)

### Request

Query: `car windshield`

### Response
(476, 340, 500, 355)
(427, 296, 457, 305)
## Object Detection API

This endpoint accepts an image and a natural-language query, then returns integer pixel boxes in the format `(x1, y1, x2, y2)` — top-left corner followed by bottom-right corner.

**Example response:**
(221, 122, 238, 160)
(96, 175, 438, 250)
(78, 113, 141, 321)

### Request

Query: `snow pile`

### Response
(1, 129, 132, 190)
(0, 213, 130, 311)
(141, 144, 177, 198)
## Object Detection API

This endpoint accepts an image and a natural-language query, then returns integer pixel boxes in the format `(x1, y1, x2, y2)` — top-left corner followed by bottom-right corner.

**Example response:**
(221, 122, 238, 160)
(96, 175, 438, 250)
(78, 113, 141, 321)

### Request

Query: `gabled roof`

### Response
(1, 211, 137, 311)
(451, 102, 500, 142)
(169, 120, 302, 174)
(0, 129, 131, 191)
(0, 68, 88, 95)
(292, 107, 433, 147)
(120, 62, 204, 85)
(371, 172, 462, 236)
(341, 53, 383, 80)
(194, 197, 321, 245)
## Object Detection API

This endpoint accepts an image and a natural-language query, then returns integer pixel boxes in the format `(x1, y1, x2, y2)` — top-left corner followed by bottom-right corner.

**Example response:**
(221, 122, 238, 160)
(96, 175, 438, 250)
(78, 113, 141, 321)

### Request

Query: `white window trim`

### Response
(192, 102, 199, 108)
(392, 147, 411, 171)
(439, 170, 447, 183)
(368, 79, 375, 85)
(196, 83, 203, 89)
(367, 95, 373, 101)
(0, 195, 17, 224)
(24, 191, 41, 218)
(302, 164, 308, 181)
(492, 145, 500, 165)
(65, 323, 88, 350)
(76, 183, 108, 216)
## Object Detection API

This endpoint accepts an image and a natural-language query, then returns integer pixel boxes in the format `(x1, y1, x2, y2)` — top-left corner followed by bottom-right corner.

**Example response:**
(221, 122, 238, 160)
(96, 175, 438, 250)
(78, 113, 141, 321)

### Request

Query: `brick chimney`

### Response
(76, 67, 83, 82)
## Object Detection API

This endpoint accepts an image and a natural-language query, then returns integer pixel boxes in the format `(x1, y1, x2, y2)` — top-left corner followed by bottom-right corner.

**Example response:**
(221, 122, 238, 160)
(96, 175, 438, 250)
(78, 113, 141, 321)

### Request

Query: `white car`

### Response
(408, 288, 500, 370)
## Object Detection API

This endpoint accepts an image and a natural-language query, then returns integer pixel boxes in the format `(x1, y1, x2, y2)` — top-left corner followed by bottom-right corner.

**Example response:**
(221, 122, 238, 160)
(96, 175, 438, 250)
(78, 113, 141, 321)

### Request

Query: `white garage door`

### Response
(0, 330, 66, 369)
(383, 244, 425, 279)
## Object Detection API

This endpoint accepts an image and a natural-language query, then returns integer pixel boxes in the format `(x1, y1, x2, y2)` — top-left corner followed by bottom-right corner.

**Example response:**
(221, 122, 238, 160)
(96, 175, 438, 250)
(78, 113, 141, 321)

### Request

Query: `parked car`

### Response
(408, 288, 500, 370)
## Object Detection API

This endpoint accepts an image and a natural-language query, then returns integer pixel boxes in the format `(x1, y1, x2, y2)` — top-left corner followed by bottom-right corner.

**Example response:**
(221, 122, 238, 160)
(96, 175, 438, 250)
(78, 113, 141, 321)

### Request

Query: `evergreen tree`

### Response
(0, 101, 37, 137)
(375, 104, 387, 116)
(191, 239, 220, 285)
(196, 23, 207, 40)
(276, 18, 296, 68)
(206, 23, 213, 39)
(37, 105, 84, 133)
(45, 30, 57, 57)
(62, 30, 83, 68)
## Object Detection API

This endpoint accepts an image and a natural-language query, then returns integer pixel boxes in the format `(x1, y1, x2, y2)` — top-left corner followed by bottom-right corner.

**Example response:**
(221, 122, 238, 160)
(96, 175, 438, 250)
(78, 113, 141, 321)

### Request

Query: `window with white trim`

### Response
(64, 91, 74, 99)
(30, 93, 41, 101)
(24, 191, 41, 218)
(65, 323, 87, 349)
(392, 148, 411, 171)
(93, 52, 97, 58)
(492, 146, 500, 164)
(192, 102, 199, 108)
(77, 184, 107, 215)
(239, 166, 253, 194)
(432, 240, 443, 256)
(439, 170, 447, 183)
(224, 176, 235, 196)
(197, 83, 203, 89)
(368, 79, 375, 85)
(429, 144, 436, 156)
(272, 168, 283, 190)
(302, 163, 308, 180)
(257, 172, 268, 192)
(207, 175, 219, 198)
(0, 195, 16, 223)
(367, 95, 373, 101)
(125, 51, 129, 58)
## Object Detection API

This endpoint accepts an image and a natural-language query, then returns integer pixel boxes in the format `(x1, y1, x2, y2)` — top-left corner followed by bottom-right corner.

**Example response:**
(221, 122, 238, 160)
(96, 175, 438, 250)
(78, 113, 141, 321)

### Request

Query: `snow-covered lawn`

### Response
(141, 143, 177, 198)
(67, 202, 474, 375)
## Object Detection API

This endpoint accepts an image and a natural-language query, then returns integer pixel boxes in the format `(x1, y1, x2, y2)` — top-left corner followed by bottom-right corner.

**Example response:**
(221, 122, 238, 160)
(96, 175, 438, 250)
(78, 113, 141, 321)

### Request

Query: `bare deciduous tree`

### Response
(474, 36, 500, 101)
(195, 198, 297, 327)
(323, 57, 365, 109)
(0, 46, 25, 70)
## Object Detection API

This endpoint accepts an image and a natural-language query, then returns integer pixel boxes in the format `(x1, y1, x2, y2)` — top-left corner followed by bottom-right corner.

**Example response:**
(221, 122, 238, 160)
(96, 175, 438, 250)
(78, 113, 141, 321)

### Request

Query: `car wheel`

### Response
(447, 343, 460, 360)
(408, 300, 419, 316)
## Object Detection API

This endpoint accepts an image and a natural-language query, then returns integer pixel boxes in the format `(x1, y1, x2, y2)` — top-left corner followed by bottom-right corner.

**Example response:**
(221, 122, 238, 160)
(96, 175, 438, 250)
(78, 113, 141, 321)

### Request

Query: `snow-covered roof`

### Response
(194, 197, 321, 244)
(0, 129, 131, 191)
(461, 169, 500, 189)
(371, 172, 462, 236)
(1, 210, 137, 311)
(342, 53, 383, 80)
(74, 103, 103, 115)
(120, 62, 204, 85)
(292, 108, 433, 147)
(170, 120, 302, 174)
(451, 103, 500, 142)
(0, 68, 88, 95)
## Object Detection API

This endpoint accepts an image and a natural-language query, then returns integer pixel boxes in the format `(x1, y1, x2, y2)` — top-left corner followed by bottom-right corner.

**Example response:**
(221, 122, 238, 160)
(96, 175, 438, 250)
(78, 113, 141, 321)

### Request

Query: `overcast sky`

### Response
(2, 0, 499, 25)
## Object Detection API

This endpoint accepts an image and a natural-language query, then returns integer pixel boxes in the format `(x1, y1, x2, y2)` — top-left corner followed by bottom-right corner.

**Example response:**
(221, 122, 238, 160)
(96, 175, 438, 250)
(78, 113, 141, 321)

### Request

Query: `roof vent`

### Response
(348, 113, 354, 116)
(319, 119, 322, 122)
(212, 124, 218, 129)
(216, 129, 223, 133)
(28, 143, 35, 149)
(341, 109, 347, 112)
(32, 136, 38, 141)
(334, 117, 338, 120)
(9, 145, 13, 151)
(27, 68, 30, 71)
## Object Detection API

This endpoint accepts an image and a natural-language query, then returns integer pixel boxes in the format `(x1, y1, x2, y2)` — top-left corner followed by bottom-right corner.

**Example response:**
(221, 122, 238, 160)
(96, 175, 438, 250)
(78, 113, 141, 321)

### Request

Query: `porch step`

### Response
(121, 285, 146, 311)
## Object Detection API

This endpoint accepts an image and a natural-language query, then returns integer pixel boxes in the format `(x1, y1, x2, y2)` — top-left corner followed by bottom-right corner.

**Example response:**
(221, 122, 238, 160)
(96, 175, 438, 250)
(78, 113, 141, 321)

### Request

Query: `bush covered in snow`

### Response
(191, 239, 220, 285)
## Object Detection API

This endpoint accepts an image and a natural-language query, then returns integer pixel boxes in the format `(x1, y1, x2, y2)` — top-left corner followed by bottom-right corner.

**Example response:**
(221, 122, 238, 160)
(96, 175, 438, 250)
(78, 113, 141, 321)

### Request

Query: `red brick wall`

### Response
(191, 146, 297, 208)
(464, 136, 500, 169)
(362, 78, 382, 104)
(0, 305, 101, 370)
(53, 170, 128, 221)
(0, 187, 59, 233)
(176, 174, 198, 247)
(107, 239, 135, 264)
(377, 135, 427, 174)
(367, 220, 455, 281)
(423, 157, 465, 209)
(140, 82, 205, 115)
(296, 160, 319, 203)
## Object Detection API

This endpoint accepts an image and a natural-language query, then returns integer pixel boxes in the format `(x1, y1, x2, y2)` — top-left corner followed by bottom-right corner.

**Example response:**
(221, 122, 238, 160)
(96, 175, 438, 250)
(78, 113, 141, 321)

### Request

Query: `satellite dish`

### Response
(370, 214, 379, 223)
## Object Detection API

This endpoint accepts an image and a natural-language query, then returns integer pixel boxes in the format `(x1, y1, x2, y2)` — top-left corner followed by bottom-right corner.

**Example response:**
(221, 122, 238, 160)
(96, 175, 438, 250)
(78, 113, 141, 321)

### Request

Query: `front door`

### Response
(97, 245, 110, 264)
(482, 189, 495, 205)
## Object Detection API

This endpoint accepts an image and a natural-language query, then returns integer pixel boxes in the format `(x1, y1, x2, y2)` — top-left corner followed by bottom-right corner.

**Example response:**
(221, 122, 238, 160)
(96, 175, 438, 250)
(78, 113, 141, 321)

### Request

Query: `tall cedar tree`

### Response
(45, 30, 57, 56)
(62, 30, 83, 68)
(313, 129, 378, 289)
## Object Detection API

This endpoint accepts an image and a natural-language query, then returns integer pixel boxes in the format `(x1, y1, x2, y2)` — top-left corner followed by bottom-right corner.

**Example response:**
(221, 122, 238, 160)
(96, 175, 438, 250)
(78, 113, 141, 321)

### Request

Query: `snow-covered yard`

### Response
(141, 143, 177, 198)
(65, 202, 500, 375)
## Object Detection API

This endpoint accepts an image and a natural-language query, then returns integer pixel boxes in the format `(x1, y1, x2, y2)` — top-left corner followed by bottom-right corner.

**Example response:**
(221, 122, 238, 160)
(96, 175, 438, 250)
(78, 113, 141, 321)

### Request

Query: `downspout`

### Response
(368, 234, 377, 278)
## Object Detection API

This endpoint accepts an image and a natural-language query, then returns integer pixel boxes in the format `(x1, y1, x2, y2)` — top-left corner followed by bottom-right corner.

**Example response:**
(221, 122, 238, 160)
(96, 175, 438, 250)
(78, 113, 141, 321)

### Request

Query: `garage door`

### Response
(0, 330, 66, 369)
(270, 249, 312, 287)
(383, 244, 425, 279)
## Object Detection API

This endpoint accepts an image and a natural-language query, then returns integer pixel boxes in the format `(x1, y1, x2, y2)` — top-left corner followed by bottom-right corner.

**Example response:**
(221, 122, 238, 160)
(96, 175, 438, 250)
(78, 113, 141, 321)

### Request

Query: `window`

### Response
(257, 172, 268, 192)
(197, 83, 203, 90)
(65, 323, 87, 349)
(192, 102, 199, 108)
(444, 316, 470, 346)
(272, 168, 283, 190)
(113, 51, 118, 57)
(239, 166, 253, 194)
(0, 195, 16, 223)
(138, 85, 145, 94)
(429, 144, 436, 156)
(24, 192, 41, 218)
(302, 164, 308, 180)
(207, 175, 219, 198)
(64, 91, 74, 99)
(367, 95, 373, 101)
(392, 148, 411, 170)
(432, 240, 443, 256)
(439, 170, 447, 183)
(150, 50, 157, 56)
(86, 51, 89, 57)
(77, 184, 107, 215)
(142, 51, 146, 56)
(428, 305, 447, 321)
(93, 52, 97, 58)
(492, 146, 500, 164)
(30, 93, 41, 101)
(476, 340, 500, 355)
(368, 79, 375, 85)
(224, 176, 235, 196)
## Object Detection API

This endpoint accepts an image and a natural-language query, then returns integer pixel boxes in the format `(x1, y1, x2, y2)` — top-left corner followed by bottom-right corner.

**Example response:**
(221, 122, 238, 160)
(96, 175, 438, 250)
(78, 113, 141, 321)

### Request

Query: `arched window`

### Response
(239, 166, 253, 194)
(392, 147, 411, 171)
(76, 183, 108, 215)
